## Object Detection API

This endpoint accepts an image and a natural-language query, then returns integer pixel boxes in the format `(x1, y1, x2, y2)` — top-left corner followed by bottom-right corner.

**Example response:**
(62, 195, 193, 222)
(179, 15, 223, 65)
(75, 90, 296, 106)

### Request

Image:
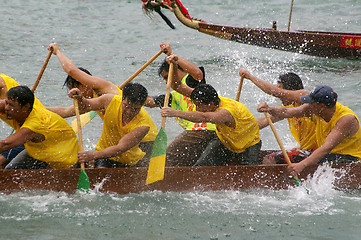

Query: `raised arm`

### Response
(48, 43, 117, 96)
(166, 54, 194, 98)
(239, 68, 308, 104)
(161, 42, 203, 81)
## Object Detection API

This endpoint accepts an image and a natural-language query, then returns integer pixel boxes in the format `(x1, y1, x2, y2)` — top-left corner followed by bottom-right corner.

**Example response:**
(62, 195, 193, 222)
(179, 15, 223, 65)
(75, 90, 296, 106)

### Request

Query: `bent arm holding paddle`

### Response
(68, 88, 150, 164)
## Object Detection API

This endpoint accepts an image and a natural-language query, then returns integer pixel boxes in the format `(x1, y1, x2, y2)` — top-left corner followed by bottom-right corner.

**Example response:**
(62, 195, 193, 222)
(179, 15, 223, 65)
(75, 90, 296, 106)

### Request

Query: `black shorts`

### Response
(94, 158, 132, 168)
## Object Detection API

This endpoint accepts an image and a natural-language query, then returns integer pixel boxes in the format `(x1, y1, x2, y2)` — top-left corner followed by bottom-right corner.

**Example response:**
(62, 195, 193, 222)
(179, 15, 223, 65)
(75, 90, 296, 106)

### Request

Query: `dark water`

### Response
(1, 0, 361, 239)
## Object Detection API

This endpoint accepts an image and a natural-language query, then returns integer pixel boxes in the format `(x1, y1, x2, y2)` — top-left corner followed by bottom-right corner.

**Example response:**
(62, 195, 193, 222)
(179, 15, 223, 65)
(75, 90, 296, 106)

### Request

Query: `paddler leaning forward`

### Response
(68, 82, 153, 168)
(0, 86, 79, 169)
(160, 54, 262, 166)
(257, 85, 361, 175)
(47, 43, 158, 166)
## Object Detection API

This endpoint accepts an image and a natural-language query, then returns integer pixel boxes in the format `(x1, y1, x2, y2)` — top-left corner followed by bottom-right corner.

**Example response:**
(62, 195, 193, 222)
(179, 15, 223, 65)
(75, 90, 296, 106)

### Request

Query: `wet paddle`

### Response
(264, 113, 309, 192)
(71, 50, 163, 132)
(32, 51, 52, 92)
(235, 76, 244, 101)
(9, 51, 52, 136)
(74, 99, 90, 192)
(71, 111, 97, 134)
(119, 50, 163, 89)
(146, 62, 174, 185)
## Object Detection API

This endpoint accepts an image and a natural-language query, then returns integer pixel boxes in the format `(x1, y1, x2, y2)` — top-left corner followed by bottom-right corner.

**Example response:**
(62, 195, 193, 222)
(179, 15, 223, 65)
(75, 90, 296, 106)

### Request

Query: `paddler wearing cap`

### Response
(257, 85, 361, 175)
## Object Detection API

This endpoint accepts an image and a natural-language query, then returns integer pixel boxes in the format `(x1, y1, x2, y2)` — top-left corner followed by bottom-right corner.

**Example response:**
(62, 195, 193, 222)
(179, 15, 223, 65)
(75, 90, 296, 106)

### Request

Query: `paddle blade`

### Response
(294, 176, 310, 194)
(146, 128, 167, 185)
(77, 169, 90, 192)
(71, 111, 97, 133)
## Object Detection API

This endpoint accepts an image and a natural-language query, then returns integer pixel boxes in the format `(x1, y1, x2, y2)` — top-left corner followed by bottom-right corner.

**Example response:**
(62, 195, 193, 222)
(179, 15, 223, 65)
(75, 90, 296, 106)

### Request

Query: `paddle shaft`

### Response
(9, 51, 52, 135)
(264, 113, 302, 180)
(74, 99, 85, 170)
(264, 113, 292, 165)
(161, 62, 174, 128)
(31, 51, 52, 93)
(235, 76, 244, 102)
(287, 0, 294, 31)
(119, 50, 163, 90)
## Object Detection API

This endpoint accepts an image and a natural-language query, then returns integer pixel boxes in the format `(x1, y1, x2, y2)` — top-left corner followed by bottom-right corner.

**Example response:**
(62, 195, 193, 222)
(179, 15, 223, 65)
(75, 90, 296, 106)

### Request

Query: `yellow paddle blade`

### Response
(71, 111, 97, 133)
(146, 128, 167, 185)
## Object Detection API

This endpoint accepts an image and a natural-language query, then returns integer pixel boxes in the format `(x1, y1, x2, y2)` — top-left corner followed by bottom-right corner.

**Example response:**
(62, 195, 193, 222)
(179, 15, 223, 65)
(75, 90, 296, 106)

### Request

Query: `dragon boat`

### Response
(1, 150, 360, 194)
(141, 0, 361, 59)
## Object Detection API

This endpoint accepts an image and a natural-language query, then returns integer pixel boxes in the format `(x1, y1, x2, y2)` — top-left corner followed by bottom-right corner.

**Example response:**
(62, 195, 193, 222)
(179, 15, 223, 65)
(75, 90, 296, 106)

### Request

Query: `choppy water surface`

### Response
(1, 0, 361, 239)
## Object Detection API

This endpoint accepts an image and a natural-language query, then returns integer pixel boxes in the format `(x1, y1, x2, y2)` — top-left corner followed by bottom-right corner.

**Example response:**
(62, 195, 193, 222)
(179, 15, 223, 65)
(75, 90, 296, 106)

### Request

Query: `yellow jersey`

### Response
(94, 83, 157, 142)
(284, 104, 318, 150)
(315, 102, 361, 160)
(95, 94, 153, 165)
(22, 104, 79, 169)
(215, 96, 261, 153)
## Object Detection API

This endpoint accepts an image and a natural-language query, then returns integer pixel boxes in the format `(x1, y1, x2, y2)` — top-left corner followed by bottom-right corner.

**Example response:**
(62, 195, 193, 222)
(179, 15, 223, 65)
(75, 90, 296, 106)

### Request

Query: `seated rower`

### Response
(0, 86, 79, 169)
(239, 68, 317, 164)
(258, 85, 361, 175)
(0, 74, 25, 168)
(161, 55, 262, 166)
(47, 43, 157, 166)
(69, 83, 153, 168)
(145, 42, 217, 166)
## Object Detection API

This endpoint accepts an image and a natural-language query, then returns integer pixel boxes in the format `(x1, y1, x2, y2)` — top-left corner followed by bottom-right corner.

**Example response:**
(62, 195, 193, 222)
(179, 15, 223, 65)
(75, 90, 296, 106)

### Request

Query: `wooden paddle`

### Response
(235, 76, 244, 102)
(146, 62, 174, 185)
(263, 112, 309, 192)
(287, 0, 295, 31)
(9, 51, 52, 136)
(71, 50, 163, 132)
(74, 99, 90, 192)
(32, 51, 52, 92)
(119, 50, 163, 89)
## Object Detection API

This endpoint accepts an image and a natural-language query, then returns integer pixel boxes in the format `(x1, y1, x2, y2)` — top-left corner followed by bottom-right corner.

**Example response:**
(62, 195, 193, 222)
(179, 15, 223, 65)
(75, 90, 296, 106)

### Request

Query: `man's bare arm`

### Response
(161, 107, 235, 125)
(0, 128, 42, 153)
(239, 68, 309, 104)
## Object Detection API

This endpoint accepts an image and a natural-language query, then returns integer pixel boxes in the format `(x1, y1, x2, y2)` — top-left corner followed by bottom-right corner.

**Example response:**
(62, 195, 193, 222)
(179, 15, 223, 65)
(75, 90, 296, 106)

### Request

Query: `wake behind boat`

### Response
(142, 0, 361, 59)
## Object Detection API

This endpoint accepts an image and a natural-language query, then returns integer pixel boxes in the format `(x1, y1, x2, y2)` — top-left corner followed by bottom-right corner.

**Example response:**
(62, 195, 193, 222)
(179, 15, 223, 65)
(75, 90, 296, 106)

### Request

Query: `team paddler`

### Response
(47, 43, 157, 166)
(258, 85, 361, 175)
(68, 83, 154, 168)
(145, 42, 217, 166)
(0, 74, 26, 168)
(239, 68, 318, 165)
(0, 86, 79, 169)
(160, 55, 262, 166)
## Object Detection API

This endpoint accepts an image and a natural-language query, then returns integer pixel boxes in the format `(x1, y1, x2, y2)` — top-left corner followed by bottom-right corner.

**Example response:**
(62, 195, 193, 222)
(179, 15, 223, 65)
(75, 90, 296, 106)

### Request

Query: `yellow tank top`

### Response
(95, 94, 153, 165)
(216, 96, 260, 153)
(21, 104, 79, 169)
(284, 104, 318, 150)
(171, 75, 216, 131)
(315, 102, 361, 159)
(94, 84, 157, 142)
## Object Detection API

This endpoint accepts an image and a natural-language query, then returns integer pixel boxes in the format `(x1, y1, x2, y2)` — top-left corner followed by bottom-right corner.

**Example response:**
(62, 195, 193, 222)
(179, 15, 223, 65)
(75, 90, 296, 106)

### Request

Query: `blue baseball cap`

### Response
(300, 85, 337, 107)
